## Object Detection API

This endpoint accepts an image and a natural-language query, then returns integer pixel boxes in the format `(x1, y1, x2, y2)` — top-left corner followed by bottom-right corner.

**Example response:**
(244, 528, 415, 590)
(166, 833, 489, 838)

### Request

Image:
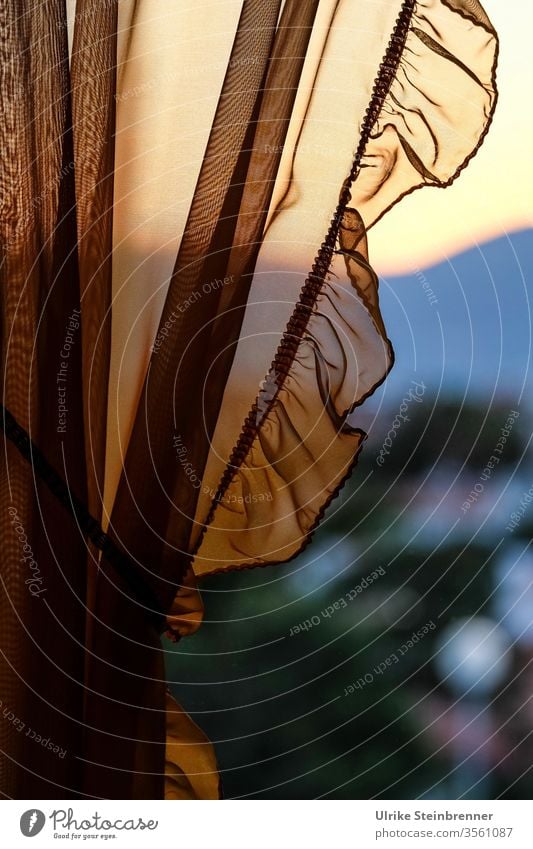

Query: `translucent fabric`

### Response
(0, 0, 497, 799)
(192, 210, 394, 574)
(1, 0, 111, 798)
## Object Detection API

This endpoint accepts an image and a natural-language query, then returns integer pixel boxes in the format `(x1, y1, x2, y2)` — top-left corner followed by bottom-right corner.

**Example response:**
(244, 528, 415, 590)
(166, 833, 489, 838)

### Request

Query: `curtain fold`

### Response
(70, 0, 118, 725)
(0, 0, 498, 799)
(109, 0, 323, 614)
(191, 0, 498, 577)
(69, 0, 166, 801)
(1, 0, 87, 797)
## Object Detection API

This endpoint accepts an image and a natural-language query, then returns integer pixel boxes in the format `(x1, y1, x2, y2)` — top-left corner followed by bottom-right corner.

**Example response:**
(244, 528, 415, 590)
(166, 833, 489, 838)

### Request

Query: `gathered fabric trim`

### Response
(191, 0, 498, 577)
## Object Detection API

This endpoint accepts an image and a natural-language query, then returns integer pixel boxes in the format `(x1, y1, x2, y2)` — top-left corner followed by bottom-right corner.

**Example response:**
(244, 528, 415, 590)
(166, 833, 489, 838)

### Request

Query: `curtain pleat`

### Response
(109, 0, 321, 613)
(191, 0, 498, 576)
(71, 0, 116, 523)
(69, 0, 170, 800)
(0, 0, 498, 799)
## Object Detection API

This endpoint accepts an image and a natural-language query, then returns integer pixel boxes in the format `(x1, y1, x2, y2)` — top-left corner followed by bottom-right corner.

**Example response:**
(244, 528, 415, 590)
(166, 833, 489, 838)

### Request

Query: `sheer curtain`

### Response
(1, 0, 497, 798)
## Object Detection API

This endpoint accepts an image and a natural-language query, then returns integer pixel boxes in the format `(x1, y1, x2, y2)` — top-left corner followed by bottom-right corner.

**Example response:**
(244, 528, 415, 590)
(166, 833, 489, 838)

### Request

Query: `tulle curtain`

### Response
(0, 0, 497, 798)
